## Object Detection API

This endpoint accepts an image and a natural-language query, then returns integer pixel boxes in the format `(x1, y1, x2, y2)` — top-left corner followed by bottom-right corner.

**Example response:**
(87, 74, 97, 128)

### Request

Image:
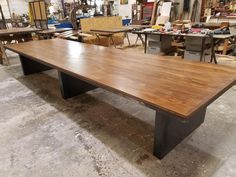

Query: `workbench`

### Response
(5, 39, 236, 159)
(134, 30, 236, 64)
(0, 27, 41, 65)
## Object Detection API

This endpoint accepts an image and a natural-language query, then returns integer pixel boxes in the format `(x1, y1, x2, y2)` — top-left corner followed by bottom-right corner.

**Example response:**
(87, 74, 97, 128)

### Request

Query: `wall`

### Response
(2, 0, 137, 20)
(117, 0, 136, 19)
(1, 0, 203, 21)
(116, 0, 203, 21)
(8, 0, 28, 15)
(0, 0, 28, 18)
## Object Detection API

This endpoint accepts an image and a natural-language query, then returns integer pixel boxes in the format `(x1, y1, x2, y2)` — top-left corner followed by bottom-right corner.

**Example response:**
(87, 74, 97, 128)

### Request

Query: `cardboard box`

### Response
(184, 50, 211, 62)
(147, 35, 172, 54)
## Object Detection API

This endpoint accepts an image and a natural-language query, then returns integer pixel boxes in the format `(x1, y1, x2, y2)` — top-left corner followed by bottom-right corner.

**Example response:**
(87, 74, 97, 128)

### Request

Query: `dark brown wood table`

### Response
(5, 39, 236, 159)
(0, 27, 41, 65)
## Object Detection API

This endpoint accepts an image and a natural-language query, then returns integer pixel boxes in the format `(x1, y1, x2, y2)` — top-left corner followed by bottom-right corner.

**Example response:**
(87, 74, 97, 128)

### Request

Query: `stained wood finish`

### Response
(0, 28, 41, 37)
(5, 39, 236, 118)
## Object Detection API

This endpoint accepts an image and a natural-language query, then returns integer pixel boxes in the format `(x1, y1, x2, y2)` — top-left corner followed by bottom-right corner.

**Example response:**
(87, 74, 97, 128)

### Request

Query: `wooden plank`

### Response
(5, 39, 236, 118)
(40, 1, 47, 20)
(150, 0, 158, 25)
(34, 2, 41, 20)
(80, 16, 124, 45)
(80, 16, 123, 32)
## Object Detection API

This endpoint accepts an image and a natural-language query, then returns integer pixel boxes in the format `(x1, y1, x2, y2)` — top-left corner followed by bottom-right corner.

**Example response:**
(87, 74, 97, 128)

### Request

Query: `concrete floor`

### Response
(0, 41, 236, 177)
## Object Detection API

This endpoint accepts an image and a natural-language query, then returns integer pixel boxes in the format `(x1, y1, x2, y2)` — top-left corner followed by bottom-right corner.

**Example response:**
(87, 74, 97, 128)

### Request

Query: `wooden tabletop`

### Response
(37, 28, 72, 35)
(0, 28, 41, 37)
(5, 39, 236, 118)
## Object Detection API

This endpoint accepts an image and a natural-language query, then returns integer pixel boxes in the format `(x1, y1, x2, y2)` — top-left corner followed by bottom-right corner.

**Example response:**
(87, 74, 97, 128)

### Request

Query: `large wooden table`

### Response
(0, 28, 41, 65)
(5, 39, 236, 159)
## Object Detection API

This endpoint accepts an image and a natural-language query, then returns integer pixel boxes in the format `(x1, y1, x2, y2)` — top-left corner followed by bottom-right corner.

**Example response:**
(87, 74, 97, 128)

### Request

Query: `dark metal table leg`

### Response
(134, 34, 144, 46)
(210, 38, 218, 64)
(19, 55, 52, 75)
(200, 37, 206, 62)
(211, 50, 218, 64)
(153, 107, 206, 159)
(139, 34, 145, 46)
(126, 32, 131, 46)
(58, 71, 97, 99)
(212, 39, 218, 64)
(134, 35, 139, 46)
(144, 33, 147, 54)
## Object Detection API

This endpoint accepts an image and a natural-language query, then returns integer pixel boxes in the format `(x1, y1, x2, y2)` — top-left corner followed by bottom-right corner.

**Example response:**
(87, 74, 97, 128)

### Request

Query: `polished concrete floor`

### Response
(0, 42, 236, 177)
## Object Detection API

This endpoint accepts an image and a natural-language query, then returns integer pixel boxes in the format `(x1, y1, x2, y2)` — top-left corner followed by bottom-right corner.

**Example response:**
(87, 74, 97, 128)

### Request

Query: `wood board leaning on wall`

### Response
(80, 16, 124, 46)
(29, 1, 48, 29)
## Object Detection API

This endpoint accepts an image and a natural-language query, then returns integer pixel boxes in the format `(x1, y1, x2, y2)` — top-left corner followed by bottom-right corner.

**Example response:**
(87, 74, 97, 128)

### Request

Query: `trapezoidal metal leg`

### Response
(19, 55, 52, 75)
(58, 71, 97, 99)
(153, 107, 206, 159)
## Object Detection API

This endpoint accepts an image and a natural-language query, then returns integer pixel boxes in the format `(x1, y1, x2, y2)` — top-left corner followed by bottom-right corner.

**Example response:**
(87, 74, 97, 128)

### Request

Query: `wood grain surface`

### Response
(5, 39, 236, 118)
